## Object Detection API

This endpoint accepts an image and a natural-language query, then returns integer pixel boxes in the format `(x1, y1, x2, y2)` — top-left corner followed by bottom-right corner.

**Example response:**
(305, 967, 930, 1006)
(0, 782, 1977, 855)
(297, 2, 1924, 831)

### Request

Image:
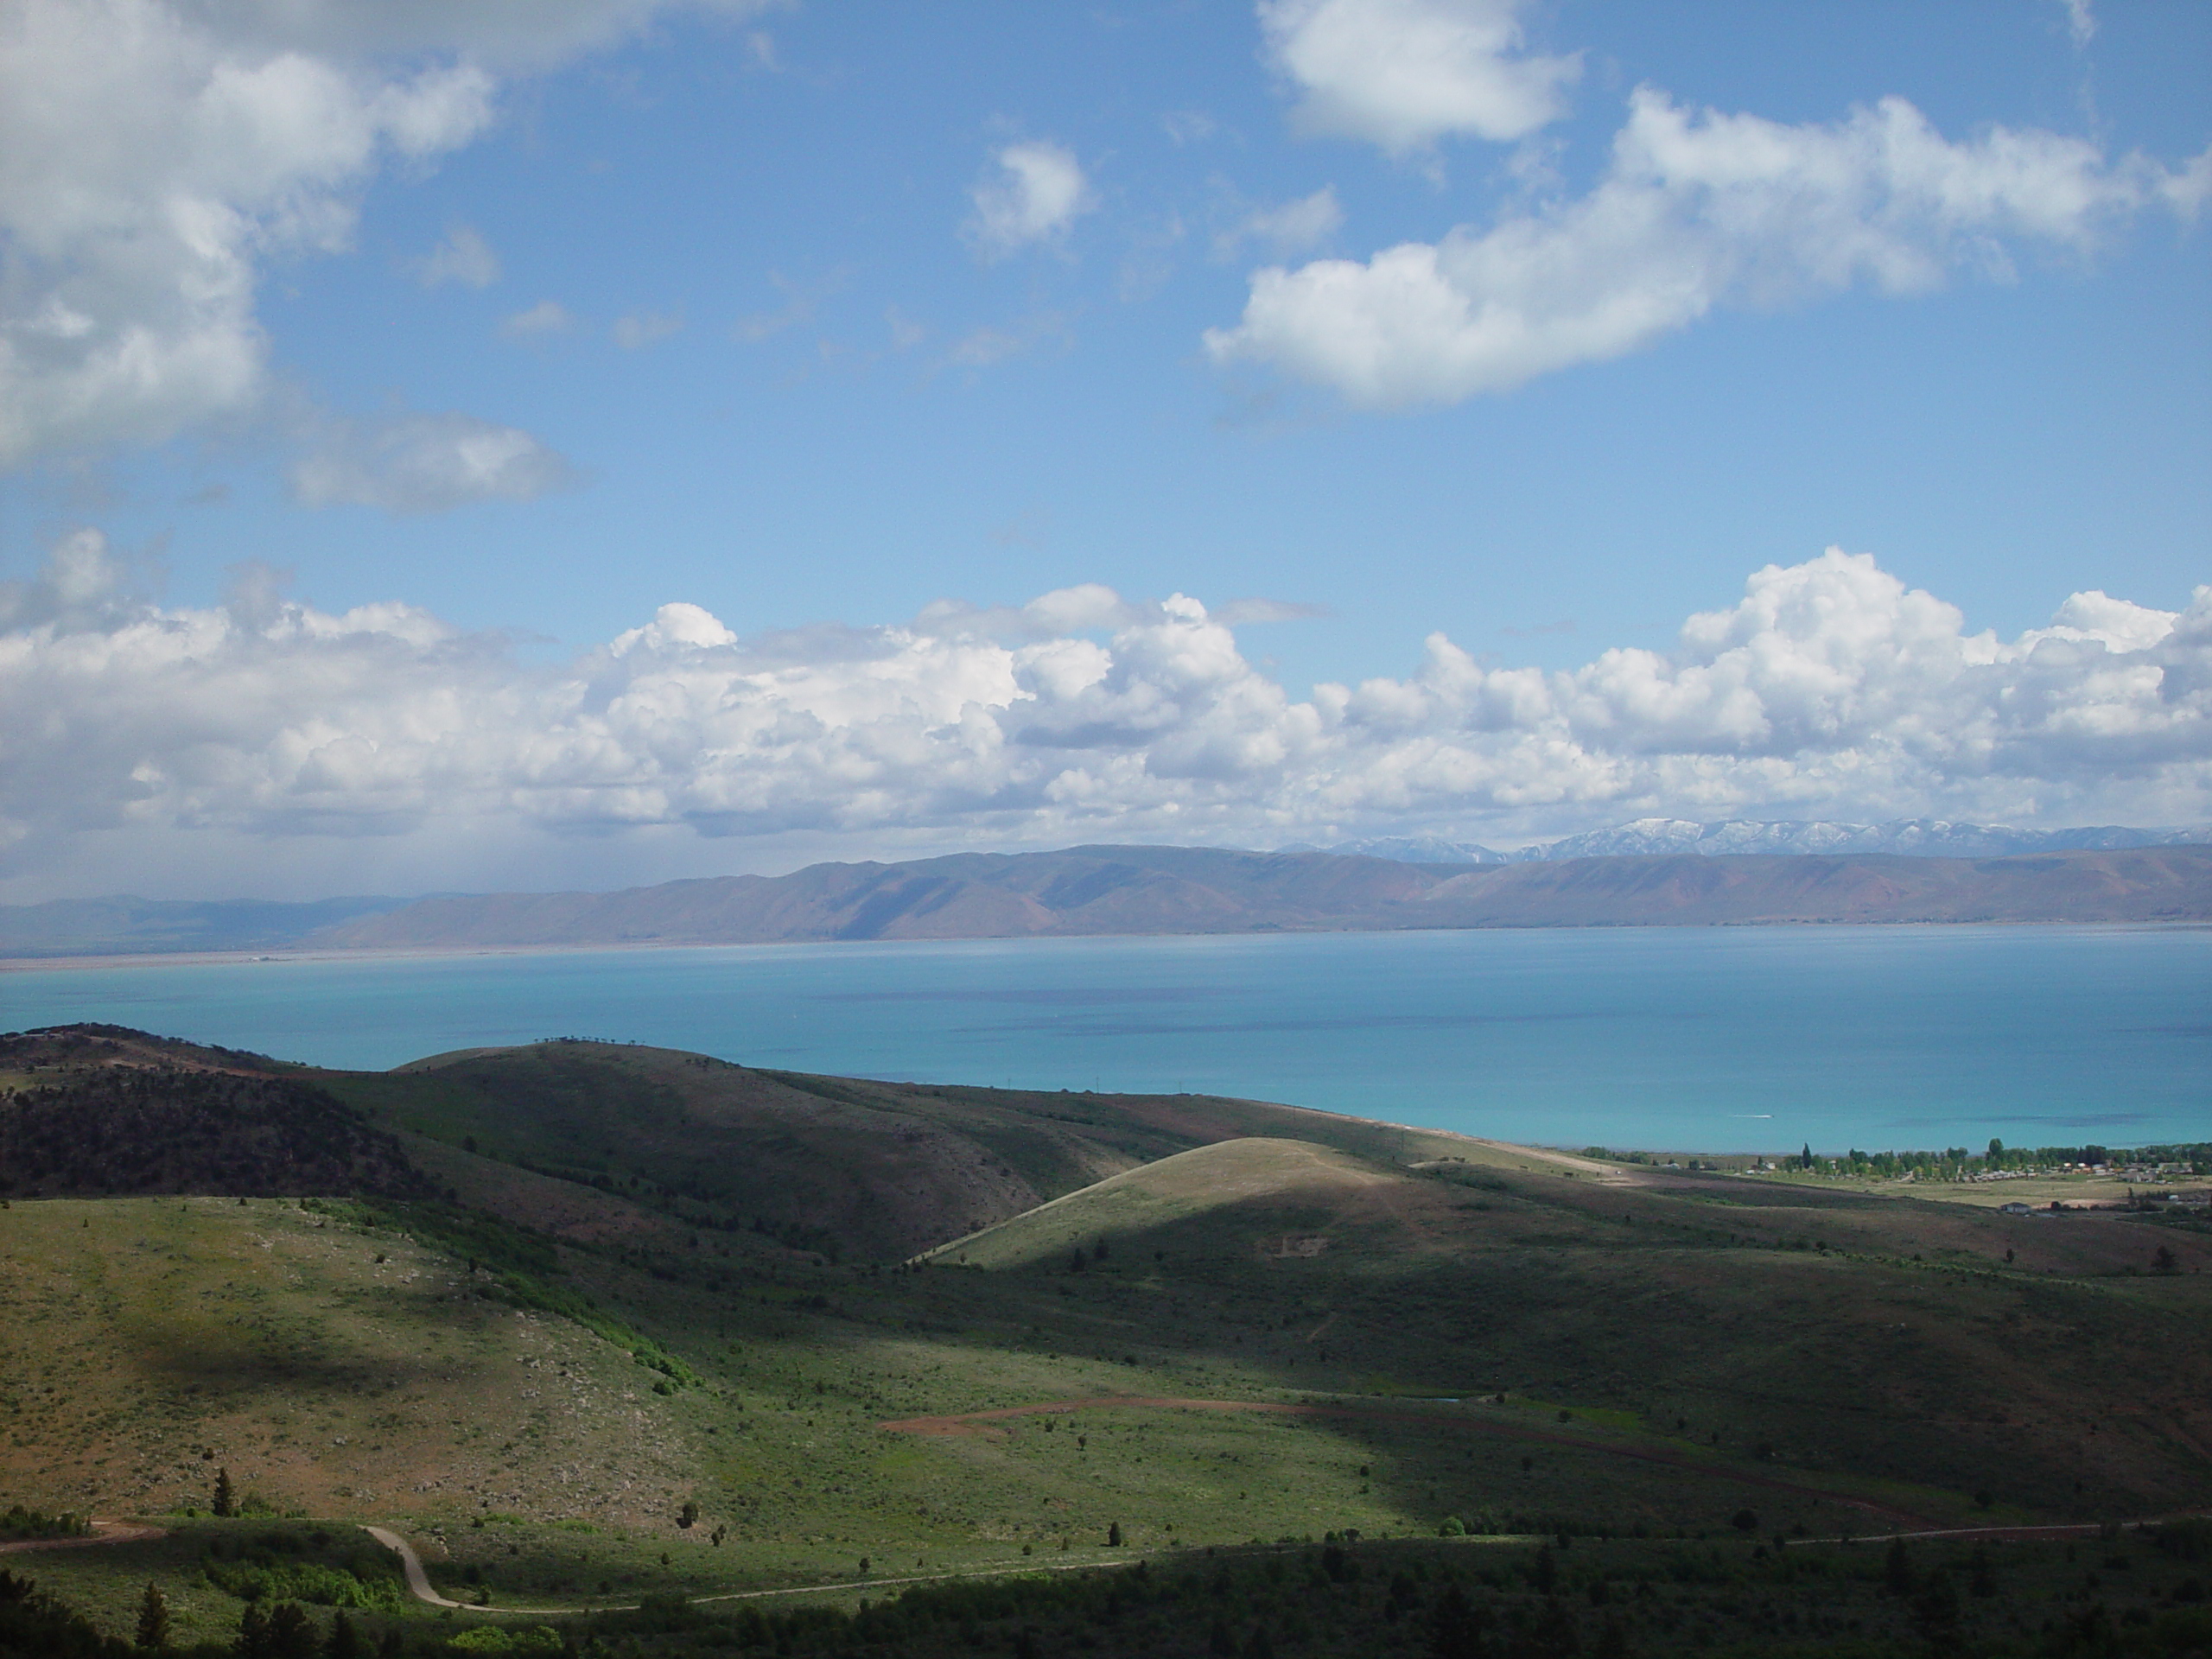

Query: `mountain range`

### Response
(7, 827, 2209, 959)
(137, 842, 2212, 952)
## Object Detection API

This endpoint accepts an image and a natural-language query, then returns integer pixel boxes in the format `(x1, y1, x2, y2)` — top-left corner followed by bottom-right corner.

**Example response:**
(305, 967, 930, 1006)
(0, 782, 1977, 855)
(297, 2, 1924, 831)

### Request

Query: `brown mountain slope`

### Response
(0, 1027, 428, 1201)
(307, 843, 2212, 950)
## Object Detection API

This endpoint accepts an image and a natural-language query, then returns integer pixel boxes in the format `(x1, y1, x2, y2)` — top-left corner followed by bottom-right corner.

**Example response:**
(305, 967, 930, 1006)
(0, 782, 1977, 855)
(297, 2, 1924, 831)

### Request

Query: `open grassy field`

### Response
(1750, 1169, 2203, 1211)
(2, 1027, 2208, 1655)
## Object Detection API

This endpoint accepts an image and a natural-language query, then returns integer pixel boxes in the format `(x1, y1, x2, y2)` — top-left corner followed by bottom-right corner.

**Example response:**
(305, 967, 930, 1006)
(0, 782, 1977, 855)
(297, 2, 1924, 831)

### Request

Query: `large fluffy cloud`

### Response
(1209, 87, 2211, 406)
(3, 540, 2205, 895)
(0, 0, 758, 469)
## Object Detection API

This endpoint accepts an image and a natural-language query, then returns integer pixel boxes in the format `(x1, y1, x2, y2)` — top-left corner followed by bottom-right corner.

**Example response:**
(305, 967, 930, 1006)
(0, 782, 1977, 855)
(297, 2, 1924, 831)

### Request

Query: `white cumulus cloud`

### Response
(967, 141, 1093, 258)
(0, 0, 766, 469)
(1207, 87, 2211, 408)
(3, 541, 2206, 897)
(1259, 0, 1580, 153)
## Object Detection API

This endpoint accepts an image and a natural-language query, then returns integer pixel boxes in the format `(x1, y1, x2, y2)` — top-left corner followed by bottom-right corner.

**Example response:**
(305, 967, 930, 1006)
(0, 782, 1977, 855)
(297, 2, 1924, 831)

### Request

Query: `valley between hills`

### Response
(1, 1025, 2209, 1657)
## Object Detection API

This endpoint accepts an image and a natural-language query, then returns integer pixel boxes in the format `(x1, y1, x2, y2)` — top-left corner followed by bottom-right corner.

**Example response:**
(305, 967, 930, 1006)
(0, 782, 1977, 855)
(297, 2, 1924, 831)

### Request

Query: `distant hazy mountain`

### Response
(1298, 817, 2212, 864)
(0, 894, 411, 959)
(301, 842, 2212, 950)
(11, 832, 2209, 961)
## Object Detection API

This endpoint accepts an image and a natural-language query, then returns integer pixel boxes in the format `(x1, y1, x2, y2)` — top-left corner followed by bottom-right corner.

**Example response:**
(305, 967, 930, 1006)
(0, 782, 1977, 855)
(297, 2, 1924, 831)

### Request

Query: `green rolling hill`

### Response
(2, 1023, 2209, 1656)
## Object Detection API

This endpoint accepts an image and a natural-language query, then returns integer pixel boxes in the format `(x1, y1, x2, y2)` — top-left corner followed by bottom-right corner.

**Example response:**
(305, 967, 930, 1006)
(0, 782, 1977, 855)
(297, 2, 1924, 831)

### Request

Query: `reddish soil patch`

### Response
(880, 1395, 1939, 1530)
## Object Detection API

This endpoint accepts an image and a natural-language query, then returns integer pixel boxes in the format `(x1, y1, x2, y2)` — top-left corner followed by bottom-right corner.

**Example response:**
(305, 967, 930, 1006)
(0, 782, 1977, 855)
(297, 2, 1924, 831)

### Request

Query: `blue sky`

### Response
(1, 0, 2208, 900)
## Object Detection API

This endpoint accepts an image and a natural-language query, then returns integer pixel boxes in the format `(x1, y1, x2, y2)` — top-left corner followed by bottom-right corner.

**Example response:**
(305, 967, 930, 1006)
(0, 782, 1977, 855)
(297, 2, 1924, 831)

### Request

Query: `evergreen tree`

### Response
(1529, 1596, 1579, 1659)
(266, 1602, 317, 1659)
(1885, 1536, 1915, 1595)
(1427, 1583, 1484, 1659)
(213, 1467, 235, 1518)
(134, 1581, 169, 1650)
(1531, 1545, 1557, 1593)
(1107, 1522, 1123, 1547)
(1913, 1567, 1961, 1640)
(324, 1610, 359, 1659)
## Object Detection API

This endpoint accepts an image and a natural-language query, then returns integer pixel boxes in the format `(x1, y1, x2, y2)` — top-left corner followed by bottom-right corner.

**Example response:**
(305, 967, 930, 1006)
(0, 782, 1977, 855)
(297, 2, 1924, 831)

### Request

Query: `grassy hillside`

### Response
(925, 1139, 1420, 1268)
(3, 1025, 2209, 1655)
(315, 1038, 1535, 1260)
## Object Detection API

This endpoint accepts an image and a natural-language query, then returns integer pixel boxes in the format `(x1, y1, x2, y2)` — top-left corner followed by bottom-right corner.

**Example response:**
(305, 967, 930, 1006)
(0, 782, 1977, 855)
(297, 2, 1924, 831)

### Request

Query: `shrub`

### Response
(0, 1505, 90, 1541)
(203, 1559, 401, 1610)
(448, 1628, 562, 1654)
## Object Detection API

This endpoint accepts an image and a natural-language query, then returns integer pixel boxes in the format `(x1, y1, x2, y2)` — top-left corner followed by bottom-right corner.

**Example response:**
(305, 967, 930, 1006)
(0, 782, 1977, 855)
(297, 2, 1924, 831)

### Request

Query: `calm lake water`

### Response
(4, 926, 2206, 1154)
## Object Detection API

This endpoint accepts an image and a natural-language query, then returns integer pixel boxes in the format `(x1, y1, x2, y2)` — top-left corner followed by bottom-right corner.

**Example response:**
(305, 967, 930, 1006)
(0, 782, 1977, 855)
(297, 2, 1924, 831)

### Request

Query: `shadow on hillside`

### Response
(886, 1170, 2212, 1523)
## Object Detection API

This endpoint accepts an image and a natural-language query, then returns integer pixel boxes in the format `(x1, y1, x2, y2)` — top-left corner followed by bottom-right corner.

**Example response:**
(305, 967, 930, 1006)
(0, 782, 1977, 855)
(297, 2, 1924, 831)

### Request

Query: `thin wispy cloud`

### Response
(967, 140, 1095, 258)
(734, 270, 847, 344)
(613, 310, 683, 349)
(1215, 187, 1344, 260)
(290, 412, 576, 513)
(415, 224, 502, 289)
(947, 311, 1072, 369)
(501, 300, 576, 340)
(2059, 0, 2096, 51)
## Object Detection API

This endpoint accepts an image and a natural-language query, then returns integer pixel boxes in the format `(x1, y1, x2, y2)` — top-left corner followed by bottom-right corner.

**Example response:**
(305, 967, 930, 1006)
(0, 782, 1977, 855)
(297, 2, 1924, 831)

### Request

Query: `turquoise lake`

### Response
(4, 925, 2206, 1154)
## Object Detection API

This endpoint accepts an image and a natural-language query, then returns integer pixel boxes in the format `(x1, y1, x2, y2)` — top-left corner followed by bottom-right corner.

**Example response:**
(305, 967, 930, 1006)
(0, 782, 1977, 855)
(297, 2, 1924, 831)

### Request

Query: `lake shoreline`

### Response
(8, 914, 2209, 976)
(6, 925, 2203, 1153)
